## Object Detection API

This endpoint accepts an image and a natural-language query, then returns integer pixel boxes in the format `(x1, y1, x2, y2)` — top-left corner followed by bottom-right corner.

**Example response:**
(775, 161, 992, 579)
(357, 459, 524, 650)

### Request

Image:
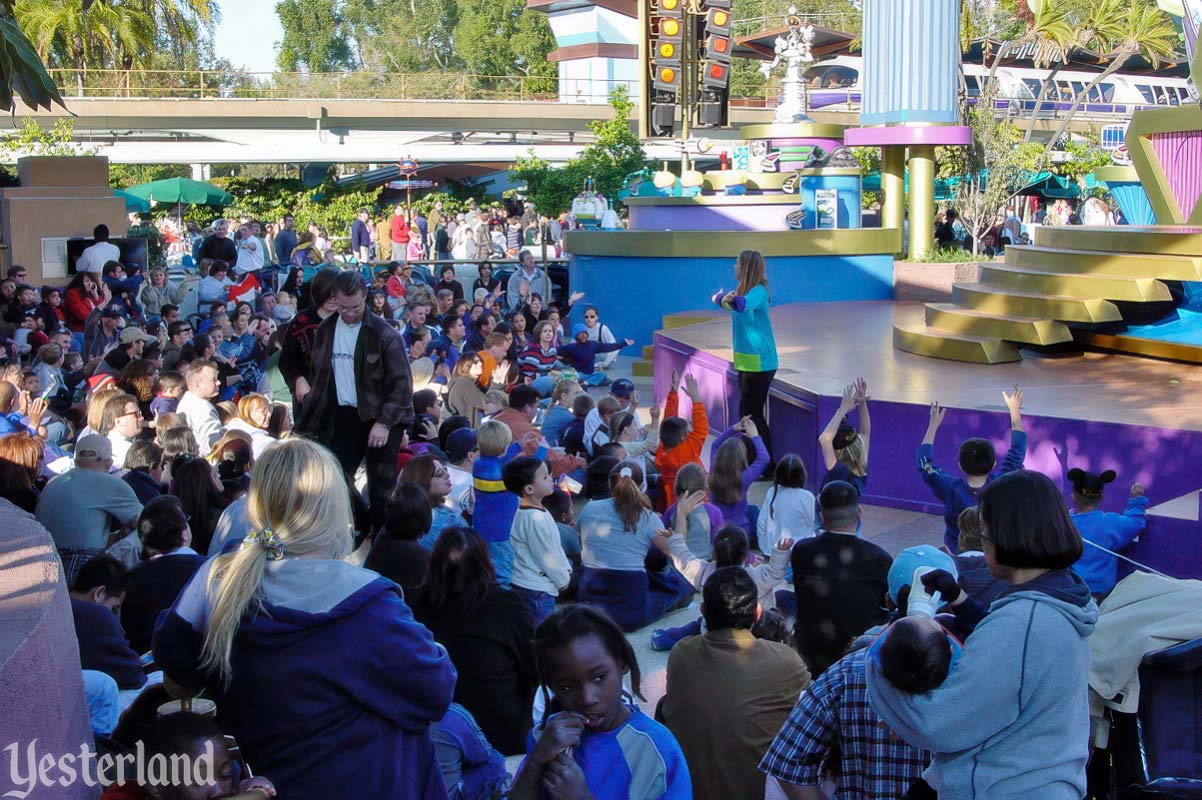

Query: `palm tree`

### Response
(1020, 12, 1094, 143)
(982, 2, 1079, 94)
(0, 0, 64, 110)
(1045, 0, 1178, 147)
(16, 0, 156, 88)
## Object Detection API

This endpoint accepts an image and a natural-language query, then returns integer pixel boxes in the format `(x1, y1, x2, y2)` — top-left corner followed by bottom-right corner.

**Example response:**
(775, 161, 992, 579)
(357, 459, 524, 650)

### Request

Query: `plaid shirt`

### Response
(760, 644, 930, 799)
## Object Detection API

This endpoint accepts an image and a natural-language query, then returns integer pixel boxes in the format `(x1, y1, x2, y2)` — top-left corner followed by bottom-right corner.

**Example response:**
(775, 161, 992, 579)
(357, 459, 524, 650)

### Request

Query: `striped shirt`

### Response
(517, 342, 559, 381)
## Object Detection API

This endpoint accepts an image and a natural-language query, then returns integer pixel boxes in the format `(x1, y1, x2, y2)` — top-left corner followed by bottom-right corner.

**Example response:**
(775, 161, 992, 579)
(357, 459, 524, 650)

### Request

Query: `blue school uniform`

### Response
(523, 708, 692, 800)
(822, 462, 867, 497)
(1071, 495, 1149, 594)
(918, 430, 1027, 552)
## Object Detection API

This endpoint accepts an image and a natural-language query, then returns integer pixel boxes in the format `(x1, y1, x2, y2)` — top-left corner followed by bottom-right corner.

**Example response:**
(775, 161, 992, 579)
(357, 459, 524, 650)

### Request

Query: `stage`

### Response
(653, 300, 1202, 579)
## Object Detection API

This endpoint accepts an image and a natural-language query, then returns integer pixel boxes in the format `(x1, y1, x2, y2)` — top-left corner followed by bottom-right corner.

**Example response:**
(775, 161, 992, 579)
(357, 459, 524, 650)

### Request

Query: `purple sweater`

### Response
(709, 427, 770, 531)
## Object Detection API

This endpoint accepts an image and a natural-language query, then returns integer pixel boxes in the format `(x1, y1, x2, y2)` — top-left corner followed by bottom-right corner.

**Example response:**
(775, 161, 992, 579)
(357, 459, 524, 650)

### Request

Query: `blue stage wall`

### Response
(567, 253, 895, 346)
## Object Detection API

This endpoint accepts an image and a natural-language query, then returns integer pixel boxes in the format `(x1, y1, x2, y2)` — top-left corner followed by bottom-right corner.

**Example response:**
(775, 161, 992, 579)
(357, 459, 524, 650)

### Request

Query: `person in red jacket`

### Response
(390, 205, 411, 263)
(63, 271, 111, 333)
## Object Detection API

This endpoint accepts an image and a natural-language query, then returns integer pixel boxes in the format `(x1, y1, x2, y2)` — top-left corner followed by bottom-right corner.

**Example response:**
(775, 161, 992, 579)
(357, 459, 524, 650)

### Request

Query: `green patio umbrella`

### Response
(123, 177, 233, 207)
(114, 189, 151, 213)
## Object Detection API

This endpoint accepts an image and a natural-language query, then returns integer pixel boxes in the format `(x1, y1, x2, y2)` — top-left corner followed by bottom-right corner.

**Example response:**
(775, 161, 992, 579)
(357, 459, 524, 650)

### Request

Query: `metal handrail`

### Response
(45, 68, 654, 103)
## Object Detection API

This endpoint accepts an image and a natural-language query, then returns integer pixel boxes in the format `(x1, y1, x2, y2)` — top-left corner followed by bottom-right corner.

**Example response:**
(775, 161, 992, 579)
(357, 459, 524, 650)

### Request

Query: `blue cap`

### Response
(572, 323, 588, 338)
(887, 545, 958, 605)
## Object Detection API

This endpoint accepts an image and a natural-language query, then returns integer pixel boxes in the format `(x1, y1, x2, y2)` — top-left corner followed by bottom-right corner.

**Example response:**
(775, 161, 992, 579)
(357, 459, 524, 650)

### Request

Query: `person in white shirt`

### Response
(757, 454, 817, 553)
(505, 455, 571, 626)
(233, 224, 265, 274)
(77, 224, 121, 275)
(103, 392, 143, 470)
(176, 360, 223, 456)
(444, 428, 477, 516)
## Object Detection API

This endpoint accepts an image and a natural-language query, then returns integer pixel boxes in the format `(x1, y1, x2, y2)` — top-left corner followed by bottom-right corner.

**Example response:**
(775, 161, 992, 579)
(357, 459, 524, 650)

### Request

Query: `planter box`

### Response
(894, 261, 983, 302)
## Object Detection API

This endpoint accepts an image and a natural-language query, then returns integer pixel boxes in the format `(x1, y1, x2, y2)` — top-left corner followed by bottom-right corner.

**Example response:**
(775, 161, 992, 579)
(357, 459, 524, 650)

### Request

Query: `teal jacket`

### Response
(713, 285, 778, 372)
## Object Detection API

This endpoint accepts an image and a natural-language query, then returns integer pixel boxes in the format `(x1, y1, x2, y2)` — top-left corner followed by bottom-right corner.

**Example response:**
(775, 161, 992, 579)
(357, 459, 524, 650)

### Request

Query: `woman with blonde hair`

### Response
(154, 438, 455, 799)
(713, 248, 778, 464)
(225, 392, 277, 459)
(137, 266, 191, 319)
(818, 377, 870, 496)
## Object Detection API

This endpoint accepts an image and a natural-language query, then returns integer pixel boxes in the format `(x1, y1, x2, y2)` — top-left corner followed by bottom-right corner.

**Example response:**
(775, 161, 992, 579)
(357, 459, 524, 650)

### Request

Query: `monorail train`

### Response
(798, 55, 1195, 117)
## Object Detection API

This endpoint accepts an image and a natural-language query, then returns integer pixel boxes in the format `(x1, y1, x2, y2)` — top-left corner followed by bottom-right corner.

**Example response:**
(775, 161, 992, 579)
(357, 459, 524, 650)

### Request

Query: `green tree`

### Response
(0, 0, 64, 111)
(952, 85, 1043, 258)
(511, 87, 646, 216)
(342, 0, 462, 73)
(453, 0, 556, 90)
(276, 0, 357, 71)
(108, 163, 191, 188)
(0, 117, 88, 158)
(16, 0, 156, 77)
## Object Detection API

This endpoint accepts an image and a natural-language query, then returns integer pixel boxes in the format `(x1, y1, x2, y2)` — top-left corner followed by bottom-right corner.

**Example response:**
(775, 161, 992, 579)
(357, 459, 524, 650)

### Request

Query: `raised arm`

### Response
(819, 383, 857, 471)
(1002, 385, 1024, 433)
(854, 377, 870, 462)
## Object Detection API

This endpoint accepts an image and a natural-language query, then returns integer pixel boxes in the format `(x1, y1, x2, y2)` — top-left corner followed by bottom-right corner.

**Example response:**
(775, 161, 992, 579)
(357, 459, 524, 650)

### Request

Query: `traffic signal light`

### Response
(654, 0, 682, 18)
(705, 7, 732, 62)
(653, 63, 681, 92)
(702, 60, 729, 89)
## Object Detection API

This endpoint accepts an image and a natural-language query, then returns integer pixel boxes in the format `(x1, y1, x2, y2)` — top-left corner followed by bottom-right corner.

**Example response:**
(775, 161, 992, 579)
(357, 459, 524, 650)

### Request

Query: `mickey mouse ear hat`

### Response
(1067, 468, 1117, 498)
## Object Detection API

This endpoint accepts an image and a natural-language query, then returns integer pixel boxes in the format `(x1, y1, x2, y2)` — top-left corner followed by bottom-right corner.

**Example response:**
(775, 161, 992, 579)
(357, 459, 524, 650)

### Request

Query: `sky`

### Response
(213, 0, 284, 75)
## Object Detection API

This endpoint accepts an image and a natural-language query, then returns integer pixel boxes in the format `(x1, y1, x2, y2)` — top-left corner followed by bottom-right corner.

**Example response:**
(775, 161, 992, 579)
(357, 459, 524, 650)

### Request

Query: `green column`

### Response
(908, 144, 936, 260)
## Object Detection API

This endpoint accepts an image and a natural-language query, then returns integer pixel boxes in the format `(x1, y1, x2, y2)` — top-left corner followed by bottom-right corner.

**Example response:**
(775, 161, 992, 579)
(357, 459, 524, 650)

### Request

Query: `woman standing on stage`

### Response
(714, 249, 778, 464)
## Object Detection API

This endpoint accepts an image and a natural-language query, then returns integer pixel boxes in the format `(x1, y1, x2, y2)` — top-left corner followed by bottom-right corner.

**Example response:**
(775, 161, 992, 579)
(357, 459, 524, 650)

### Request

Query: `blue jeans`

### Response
(487, 539, 515, 589)
(530, 375, 556, 398)
(579, 372, 610, 387)
(511, 584, 556, 627)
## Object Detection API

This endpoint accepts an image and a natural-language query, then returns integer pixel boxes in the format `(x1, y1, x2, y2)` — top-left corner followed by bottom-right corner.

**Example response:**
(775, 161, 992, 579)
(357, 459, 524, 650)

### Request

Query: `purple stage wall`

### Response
(655, 332, 1202, 581)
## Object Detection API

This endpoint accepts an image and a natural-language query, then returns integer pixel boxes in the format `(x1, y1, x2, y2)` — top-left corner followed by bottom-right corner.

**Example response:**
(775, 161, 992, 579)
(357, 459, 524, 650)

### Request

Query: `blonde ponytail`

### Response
(608, 460, 651, 532)
(199, 438, 353, 686)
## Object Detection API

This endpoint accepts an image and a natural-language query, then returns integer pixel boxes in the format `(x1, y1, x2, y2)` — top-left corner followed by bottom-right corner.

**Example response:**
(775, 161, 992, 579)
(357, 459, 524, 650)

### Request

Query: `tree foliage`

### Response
(510, 87, 646, 216)
(0, 117, 89, 158)
(452, 0, 556, 88)
(275, 0, 357, 72)
(951, 86, 1043, 258)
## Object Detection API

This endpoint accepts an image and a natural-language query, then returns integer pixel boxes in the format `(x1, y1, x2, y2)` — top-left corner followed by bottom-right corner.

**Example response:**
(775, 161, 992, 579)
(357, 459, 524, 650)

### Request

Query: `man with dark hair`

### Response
(279, 267, 340, 412)
(78, 223, 121, 274)
(790, 480, 893, 676)
(350, 208, 372, 263)
(492, 384, 582, 478)
(662, 567, 809, 800)
(295, 269, 413, 528)
(122, 440, 165, 504)
(275, 214, 298, 265)
(121, 496, 204, 654)
(162, 319, 193, 370)
(69, 555, 146, 691)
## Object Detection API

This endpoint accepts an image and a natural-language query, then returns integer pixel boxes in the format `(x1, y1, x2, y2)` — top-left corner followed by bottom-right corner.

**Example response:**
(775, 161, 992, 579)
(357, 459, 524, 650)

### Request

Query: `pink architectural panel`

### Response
(1151, 131, 1202, 220)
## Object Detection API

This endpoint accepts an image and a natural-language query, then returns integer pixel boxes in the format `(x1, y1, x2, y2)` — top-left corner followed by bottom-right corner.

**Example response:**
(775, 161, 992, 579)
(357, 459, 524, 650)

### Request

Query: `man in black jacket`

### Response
(295, 270, 414, 528)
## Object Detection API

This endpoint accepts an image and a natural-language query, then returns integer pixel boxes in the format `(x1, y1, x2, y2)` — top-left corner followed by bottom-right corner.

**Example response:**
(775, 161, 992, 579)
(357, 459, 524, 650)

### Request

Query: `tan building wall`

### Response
(0, 156, 126, 285)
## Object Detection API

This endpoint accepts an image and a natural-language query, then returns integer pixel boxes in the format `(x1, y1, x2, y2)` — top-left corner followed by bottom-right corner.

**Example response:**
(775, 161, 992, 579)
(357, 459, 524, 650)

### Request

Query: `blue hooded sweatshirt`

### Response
(865, 569, 1098, 800)
(154, 557, 457, 800)
(1071, 495, 1148, 594)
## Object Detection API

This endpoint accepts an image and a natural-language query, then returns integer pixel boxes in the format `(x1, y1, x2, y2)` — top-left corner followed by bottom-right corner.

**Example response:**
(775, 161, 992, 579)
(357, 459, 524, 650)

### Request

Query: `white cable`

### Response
(1082, 537, 1171, 579)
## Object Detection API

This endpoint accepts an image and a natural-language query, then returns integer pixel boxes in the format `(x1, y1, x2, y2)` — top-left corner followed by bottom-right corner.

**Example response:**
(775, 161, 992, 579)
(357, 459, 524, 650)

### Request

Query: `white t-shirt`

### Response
(77, 241, 121, 274)
(234, 238, 264, 274)
(333, 316, 362, 406)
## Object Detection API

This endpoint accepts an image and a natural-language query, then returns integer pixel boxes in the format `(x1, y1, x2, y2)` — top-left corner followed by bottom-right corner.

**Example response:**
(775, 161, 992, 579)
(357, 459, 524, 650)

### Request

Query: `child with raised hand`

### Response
(473, 420, 546, 588)
(511, 605, 691, 800)
(505, 455, 572, 625)
(708, 415, 770, 530)
(661, 463, 724, 559)
(757, 453, 816, 553)
(1066, 468, 1148, 597)
(919, 385, 1027, 553)
(649, 489, 793, 651)
(818, 377, 870, 495)
(654, 371, 707, 511)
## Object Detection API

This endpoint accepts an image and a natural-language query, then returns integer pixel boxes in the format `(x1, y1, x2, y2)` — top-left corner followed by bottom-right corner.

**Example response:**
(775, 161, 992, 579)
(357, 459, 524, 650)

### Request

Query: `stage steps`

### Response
(893, 226, 1200, 364)
(632, 310, 722, 377)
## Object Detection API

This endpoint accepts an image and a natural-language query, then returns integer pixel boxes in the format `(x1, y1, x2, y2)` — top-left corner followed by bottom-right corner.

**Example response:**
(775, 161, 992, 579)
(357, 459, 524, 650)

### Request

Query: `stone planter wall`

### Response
(893, 261, 983, 303)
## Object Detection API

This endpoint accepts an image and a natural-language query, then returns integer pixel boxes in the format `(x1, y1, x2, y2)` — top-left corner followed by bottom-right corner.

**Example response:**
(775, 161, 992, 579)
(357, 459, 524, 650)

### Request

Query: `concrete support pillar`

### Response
(907, 144, 935, 260)
(880, 145, 905, 239)
(190, 163, 210, 181)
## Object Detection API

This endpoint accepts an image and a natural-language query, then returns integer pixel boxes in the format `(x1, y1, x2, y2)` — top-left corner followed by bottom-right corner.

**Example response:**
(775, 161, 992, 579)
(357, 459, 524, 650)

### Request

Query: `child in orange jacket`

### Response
(654, 371, 708, 509)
